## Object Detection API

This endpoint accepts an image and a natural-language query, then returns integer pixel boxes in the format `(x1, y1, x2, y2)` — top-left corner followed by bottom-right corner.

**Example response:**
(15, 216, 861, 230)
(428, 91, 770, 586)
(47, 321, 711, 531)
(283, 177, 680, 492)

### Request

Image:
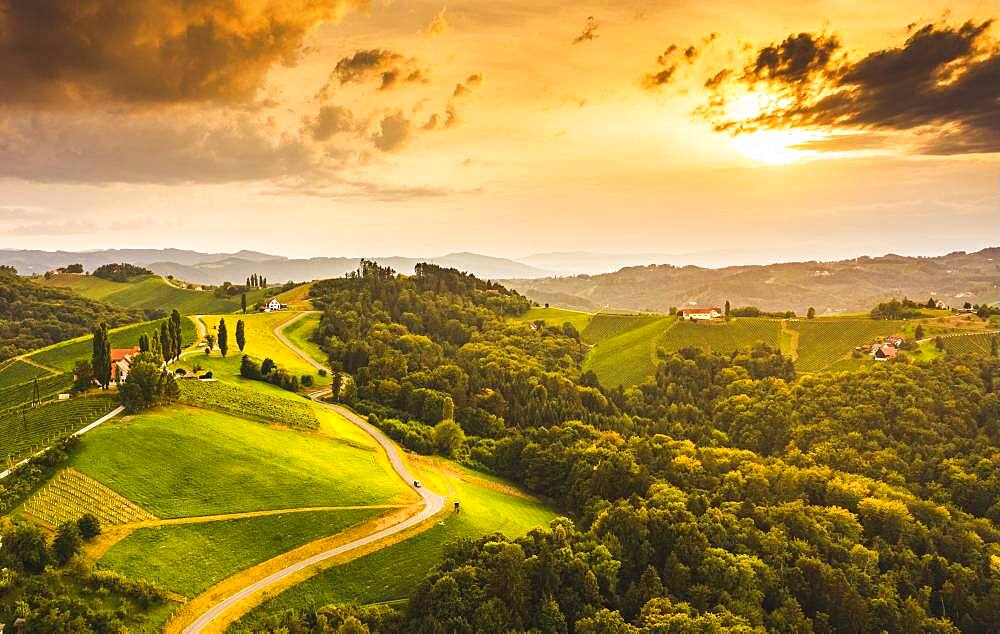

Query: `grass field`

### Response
(40, 274, 269, 315)
(27, 317, 198, 372)
(273, 283, 315, 310)
(69, 406, 410, 518)
(99, 508, 386, 598)
(281, 312, 328, 368)
(513, 307, 594, 334)
(0, 359, 51, 390)
(235, 458, 556, 626)
(196, 312, 329, 386)
(1, 394, 117, 465)
(583, 317, 676, 387)
(790, 319, 906, 372)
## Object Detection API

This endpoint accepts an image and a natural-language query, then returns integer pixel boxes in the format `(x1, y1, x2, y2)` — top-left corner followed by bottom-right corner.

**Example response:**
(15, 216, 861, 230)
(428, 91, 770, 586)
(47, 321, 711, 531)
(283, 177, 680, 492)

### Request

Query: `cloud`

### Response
(642, 44, 686, 89)
(323, 49, 427, 94)
(0, 0, 357, 106)
(304, 104, 357, 141)
(424, 7, 450, 38)
(698, 19, 1000, 154)
(573, 16, 599, 45)
(372, 112, 413, 151)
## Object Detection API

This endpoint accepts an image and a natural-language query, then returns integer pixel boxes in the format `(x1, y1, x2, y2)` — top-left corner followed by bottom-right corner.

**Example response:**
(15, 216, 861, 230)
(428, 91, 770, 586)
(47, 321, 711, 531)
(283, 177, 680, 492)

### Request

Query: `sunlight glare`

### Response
(730, 129, 822, 165)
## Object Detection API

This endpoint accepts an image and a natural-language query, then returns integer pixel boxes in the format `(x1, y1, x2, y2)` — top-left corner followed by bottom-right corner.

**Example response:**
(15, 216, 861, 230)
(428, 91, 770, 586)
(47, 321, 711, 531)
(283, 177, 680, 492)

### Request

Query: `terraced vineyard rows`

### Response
(22, 468, 157, 527)
(0, 372, 74, 411)
(791, 319, 905, 372)
(582, 313, 659, 344)
(941, 332, 998, 356)
(658, 318, 782, 355)
(0, 359, 52, 390)
(0, 394, 117, 464)
(178, 380, 319, 430)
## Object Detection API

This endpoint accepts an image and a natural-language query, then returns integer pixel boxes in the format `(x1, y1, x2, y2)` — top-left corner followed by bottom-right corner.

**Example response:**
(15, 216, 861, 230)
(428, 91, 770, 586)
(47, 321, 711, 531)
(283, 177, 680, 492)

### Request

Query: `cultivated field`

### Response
(234, 457, 556, 627)
(21, 467, 156, 528)
(941, 332, 998, 356)
(0, 394, 117, 465)
(581, 312, 660, 344)
(583, 316, 676, 387)
(659, 318, 782, 356)
(69, 406, 409, 518)
(0, 359, 51, 390)
(27, 317, 198, 372)
(0, 372, 74, 411)
(98, 508, 387, 598)
(40, 274, 269, 314)
(790, 319, 906, 372)
(177, 380, 319, 430)
(513, 307, 594, 334)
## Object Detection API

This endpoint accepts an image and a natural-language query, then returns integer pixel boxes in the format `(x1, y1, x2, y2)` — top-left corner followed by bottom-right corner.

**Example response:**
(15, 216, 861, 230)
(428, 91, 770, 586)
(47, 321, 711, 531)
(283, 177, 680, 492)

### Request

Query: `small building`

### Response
(873, 345, 898, 361)
(262, 298, 286, 312)
(680, 307, 722, 321)
(885, 335, 904, 348)
(110, 347, 141, 381)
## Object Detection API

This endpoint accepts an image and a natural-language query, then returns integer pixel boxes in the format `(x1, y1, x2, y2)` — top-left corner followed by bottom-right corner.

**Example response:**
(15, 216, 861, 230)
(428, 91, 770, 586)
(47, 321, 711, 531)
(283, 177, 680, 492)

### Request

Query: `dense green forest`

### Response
(253, 261, 1000, 633)
(0, 269, 141, 361)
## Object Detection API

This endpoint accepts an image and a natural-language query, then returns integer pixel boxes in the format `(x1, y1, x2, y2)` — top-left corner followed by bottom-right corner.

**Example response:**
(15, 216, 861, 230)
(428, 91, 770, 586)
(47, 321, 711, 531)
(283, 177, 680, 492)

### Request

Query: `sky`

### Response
(0, 0, 997, 263)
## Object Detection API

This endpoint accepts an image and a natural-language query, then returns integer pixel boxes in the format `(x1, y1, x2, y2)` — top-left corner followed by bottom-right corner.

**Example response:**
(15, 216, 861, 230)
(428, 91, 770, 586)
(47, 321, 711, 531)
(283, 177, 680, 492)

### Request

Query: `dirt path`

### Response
(179, 318, 446, 633)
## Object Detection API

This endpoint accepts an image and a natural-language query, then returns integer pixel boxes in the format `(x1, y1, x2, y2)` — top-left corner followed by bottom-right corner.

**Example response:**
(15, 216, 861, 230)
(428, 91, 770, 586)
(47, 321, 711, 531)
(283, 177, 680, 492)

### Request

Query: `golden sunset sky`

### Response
(0, 0, 997, 262)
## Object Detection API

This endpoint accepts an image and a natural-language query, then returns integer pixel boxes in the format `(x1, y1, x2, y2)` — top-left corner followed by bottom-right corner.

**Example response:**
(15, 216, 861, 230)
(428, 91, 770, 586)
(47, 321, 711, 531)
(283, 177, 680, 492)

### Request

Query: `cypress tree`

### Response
(170, 310, 183, 359)
(218, 318, 229, 357)
(236, 319, 246, 352)
(91, 323, 111, 389)
(241, 293, 247, 315)
(167, 319, 178, 362)
(159, 322, 171, 363)
(149, 329, 161, 359)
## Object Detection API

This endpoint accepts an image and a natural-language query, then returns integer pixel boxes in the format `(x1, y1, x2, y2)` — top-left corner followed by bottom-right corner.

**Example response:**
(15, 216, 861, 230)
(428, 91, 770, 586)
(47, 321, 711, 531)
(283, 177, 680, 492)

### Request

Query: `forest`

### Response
(0, 268, 141, 361)
(252, 261, 1000, 633)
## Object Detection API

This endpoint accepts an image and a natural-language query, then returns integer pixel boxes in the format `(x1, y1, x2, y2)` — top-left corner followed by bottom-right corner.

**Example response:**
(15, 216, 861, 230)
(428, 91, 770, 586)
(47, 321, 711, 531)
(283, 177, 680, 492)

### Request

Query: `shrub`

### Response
(77, 513, 101, 540)
(301, 374, 314, 387)
(0, 524, 49, 573)
(318, 368, 328, 377)
(52, 521, 83, 565)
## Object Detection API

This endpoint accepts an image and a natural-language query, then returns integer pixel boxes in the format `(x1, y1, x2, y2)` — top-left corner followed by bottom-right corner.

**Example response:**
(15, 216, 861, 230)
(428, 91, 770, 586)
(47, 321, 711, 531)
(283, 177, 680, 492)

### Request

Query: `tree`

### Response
(119, 352, 180, 413)
(807, 307, 816, 319)
(77, 513, 101, 539)
(241, 293, 247, 315)
(138, 333, 149, 352)
(432, 419, 465, 457)
(91, 322, 112, 389)
(72, 359, 94, 392)
(149, 328, 162, 359)
(724, 300, 731, 318)
(926, 297, 937, 309)
(935, 336, 945, 351)
(1, 524, 49, 573)
(915, 324, 925, 340)
(170, 309, 183, 359)
(52, 521, 83, 565)
(218, 318, 229, 357)
(160, 321, 171, 363)
(205, 333, 216, 354)
(236, 319, 246, 351)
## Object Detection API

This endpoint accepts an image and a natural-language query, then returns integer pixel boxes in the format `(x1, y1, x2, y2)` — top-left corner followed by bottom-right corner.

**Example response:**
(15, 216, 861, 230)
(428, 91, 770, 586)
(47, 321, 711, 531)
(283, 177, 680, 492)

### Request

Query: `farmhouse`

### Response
(873, 345, 898, 361)
(885, 335, 904, 348)
(110, 347, 141, 381)
(680, 307, 722, 321)
(261, 298, 287, 312)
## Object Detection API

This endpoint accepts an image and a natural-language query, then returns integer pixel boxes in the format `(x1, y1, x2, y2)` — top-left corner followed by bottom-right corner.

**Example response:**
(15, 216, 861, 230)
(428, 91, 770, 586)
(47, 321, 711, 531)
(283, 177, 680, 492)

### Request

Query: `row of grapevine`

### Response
(791, 319, 905, 372)
(22, 468, 156, 528)
(941, 332, 998, 356)
(0, 359, 52, 391)
(178, 380, 319, 430)
(581, 313, 659, 345)
(0, 394, 116, 465)
(659, 318, 782, 355)
(0, 372, 74, 411)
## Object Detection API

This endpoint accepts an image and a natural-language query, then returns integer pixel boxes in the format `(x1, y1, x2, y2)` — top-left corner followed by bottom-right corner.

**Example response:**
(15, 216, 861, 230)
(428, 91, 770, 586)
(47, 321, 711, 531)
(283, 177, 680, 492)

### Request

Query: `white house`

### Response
(680, 307, 722, 320)
(264, 298, 282, 312)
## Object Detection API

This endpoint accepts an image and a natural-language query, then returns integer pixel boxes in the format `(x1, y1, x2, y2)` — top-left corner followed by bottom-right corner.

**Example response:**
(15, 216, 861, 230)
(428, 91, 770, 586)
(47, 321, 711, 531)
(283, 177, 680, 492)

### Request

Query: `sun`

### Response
(730, 129, 820, 165)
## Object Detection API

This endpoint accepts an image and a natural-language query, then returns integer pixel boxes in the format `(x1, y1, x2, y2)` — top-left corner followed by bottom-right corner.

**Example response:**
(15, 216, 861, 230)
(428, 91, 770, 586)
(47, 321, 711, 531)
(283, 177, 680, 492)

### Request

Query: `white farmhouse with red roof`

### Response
(680, 307, 722, 320)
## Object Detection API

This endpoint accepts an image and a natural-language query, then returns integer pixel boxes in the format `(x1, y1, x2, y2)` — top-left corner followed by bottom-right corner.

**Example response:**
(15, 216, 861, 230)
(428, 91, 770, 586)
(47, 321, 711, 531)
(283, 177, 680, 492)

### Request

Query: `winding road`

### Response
(181, 312, 446, 633)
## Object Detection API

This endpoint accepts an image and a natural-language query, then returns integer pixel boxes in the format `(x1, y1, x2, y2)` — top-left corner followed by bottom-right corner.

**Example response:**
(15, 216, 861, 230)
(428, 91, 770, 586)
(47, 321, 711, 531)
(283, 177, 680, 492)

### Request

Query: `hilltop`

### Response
(505, 248, 1000, 315)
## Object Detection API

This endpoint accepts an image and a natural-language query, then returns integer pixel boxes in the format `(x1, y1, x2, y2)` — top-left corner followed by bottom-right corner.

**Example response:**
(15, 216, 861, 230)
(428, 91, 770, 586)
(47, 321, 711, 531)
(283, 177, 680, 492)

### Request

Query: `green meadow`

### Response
(280, 312, 328, 368)
(583, 316, 676, 387)
(514, 307, 594, 334)
(41, 274, 269, 315)
(98, 508, 387, 598)
(235, 459, 557, 627)
(69, 406, 409, 518)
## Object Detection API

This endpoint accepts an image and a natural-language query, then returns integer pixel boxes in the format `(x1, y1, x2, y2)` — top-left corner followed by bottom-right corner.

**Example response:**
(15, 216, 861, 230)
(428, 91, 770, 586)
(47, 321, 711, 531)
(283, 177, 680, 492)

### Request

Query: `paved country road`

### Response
(181, 314, 446, 633)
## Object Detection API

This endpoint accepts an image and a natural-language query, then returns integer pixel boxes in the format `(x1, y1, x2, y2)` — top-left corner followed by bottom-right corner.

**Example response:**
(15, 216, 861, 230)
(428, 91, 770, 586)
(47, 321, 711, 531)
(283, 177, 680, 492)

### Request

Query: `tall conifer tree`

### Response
(218, 318, 229, 357)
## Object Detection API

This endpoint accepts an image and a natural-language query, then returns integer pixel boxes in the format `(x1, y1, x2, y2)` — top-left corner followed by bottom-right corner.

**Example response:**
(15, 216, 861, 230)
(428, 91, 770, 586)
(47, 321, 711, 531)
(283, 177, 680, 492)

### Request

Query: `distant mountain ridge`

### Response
(504, 248, 1000, 315)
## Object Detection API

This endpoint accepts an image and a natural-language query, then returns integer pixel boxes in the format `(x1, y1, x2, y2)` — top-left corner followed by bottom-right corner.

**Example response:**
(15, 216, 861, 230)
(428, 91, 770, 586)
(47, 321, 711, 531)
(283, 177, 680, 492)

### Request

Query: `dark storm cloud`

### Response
(700, 19, 1000, 154)
(573, 16, 599, 44)
(0, 0, 358, 106)
(326, 49, 427, 93)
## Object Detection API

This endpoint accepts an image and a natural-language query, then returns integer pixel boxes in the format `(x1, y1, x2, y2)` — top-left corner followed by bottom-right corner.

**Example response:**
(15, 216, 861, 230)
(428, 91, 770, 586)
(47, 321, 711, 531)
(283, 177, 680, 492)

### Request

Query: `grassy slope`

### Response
(273, 283, 315, 310)
(790, 319, 907, 372)
(583, 317, 676, 387)
(281, 312, 328, 368)
(236, 458, 557, 625)
(40, 274, 268, 314)
(69, 406, 409, 517)
(513, 307, 594, 333)
(99, 509, 386, 598)
(27, 317, 198, 372)
(0, 360, 51, 390)
(581, 313, 660, 345)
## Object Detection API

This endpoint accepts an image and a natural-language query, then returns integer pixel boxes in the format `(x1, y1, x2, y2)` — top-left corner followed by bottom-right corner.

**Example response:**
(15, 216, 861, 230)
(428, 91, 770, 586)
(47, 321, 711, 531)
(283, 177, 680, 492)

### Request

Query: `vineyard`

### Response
(0, 359, 51, 390)
(941, 332, 998, 356)
(0, 394, 117, 465)
(178, 379, 319, 430)
(21, 467, 156, 528)
(583, 317, 676, 387)
(581, 313, 660, 345)
(791, 319, 905, 372)
(513, 307, 594, 334)
(658, 318, 782, 356)
(0, 372, 74, 411)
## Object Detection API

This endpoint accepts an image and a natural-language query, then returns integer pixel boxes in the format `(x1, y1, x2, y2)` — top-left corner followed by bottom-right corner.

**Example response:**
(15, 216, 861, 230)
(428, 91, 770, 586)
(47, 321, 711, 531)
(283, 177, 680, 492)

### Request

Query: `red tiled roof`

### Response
(681, 307, 722, 314)
(110, 347, 140, 362)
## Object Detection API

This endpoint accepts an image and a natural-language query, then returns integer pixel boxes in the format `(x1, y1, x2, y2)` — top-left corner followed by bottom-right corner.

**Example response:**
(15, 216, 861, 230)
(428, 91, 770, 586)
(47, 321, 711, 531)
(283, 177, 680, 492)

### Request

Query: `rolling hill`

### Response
(506, 247, 1000, 316)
